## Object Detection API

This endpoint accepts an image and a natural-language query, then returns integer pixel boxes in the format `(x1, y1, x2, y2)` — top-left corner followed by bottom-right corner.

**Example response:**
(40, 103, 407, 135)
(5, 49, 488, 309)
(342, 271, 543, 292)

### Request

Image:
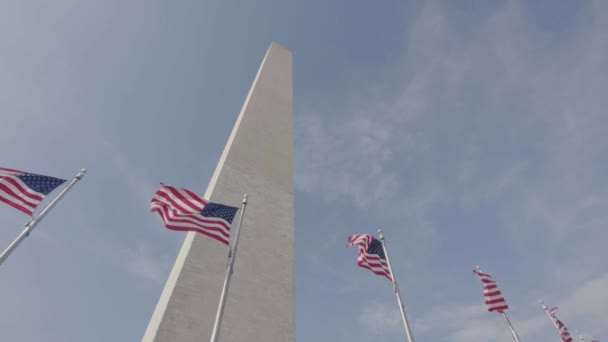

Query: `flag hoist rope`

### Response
(0, 168, 87, 267)
(210, 194, 248, 342)
(378, 229, 415, 342)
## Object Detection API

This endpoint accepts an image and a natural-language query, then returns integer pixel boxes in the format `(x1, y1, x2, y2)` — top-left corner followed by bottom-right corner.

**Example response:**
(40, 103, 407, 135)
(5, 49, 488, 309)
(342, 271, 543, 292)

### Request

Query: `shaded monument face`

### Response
(142, 43, 294, 342)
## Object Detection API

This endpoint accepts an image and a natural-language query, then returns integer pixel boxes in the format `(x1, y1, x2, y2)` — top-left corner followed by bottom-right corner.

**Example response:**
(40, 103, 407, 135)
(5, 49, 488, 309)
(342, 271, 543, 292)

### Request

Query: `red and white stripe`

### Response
(549, 307, 573, 342)
(150, 183, 231, 245)
(0, 167, 45, 216)
(473, 269, 509, 313)
(347, 234, 392, 281)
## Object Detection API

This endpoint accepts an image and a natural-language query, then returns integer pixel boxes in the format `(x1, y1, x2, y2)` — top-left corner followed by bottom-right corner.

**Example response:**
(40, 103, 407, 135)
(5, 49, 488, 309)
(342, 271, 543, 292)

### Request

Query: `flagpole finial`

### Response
(377, 229, 384, 240)
(475, 265, 481, 271)
(242, 194, 248, 204)
(76, 168, 87, 179)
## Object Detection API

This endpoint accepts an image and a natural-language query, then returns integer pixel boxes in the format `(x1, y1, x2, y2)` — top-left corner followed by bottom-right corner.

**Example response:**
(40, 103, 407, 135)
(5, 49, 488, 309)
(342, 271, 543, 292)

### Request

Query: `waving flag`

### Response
(150, 183, 238, 245)
(0, 167, 66, 216)
(347, 234, 392, 280)
(473, 269, 510, 313)
(549, 307, 573, 342)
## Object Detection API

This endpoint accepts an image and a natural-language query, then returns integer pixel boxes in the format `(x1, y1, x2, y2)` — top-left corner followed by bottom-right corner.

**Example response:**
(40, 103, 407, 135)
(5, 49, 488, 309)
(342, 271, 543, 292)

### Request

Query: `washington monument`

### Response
(142, 43, 294, 341)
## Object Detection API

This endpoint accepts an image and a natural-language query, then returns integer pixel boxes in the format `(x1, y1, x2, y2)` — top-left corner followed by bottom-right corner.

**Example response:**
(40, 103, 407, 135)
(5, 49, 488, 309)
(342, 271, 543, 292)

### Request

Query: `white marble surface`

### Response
(142, 42, 294, 342)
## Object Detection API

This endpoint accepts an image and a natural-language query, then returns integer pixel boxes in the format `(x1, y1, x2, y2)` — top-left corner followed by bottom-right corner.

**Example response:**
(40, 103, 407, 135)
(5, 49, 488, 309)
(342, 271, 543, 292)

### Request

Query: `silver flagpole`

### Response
(540, 300, 564, 336)
(577, 331, 586, 341)
(501, 312, 522, 342)
(475, 266, 521, 342)
(378, 229, 415, 342)
(0, 168, 87, 267)
(210, 194, 248, 342)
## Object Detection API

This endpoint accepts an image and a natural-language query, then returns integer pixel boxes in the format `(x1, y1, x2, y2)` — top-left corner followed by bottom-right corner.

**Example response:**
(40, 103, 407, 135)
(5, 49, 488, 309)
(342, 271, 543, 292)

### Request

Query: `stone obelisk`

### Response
(142, 43, 294, 342)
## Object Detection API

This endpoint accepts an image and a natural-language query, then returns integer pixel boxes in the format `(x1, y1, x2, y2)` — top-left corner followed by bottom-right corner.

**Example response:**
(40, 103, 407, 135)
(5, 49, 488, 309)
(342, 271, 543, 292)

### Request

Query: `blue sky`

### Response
(1, 0, 606, 341)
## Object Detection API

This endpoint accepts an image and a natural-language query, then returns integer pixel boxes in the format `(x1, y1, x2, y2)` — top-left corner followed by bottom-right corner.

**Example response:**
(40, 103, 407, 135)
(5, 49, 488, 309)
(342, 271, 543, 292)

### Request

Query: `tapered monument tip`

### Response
(268, 41, 291, 53)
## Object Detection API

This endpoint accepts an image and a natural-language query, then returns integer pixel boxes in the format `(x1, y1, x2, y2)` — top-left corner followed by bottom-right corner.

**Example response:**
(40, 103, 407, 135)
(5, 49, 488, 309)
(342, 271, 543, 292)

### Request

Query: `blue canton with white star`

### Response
(201, 202, 239, 223)
(367, 238, 387, 261)
(17, 174, 66, 195)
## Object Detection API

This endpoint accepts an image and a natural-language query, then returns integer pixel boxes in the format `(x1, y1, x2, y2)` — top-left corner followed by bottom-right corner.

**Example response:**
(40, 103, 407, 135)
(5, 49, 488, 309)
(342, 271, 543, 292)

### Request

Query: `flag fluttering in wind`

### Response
(0, 167, 67, 216)
(549, 307, 573, 342)
(347, 234, 392, 280)
(150, 183, 239, 245)
(473, 269, 510, 313)
(473, 268, 521, 342)
(347, 231, 415, 342)
(0, 168, 85, 267)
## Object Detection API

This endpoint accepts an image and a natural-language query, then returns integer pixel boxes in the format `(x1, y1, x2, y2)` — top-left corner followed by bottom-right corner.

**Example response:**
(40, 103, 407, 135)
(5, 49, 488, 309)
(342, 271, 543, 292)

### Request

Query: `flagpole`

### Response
(378, 229, 414, 342)
(501, 312, 522, 342)
(210, 194, 248, 342)
(0, 168, 87, 267)
(475, 266, 521, 342)
(540, 300, 563, 335)
(577, 331, 586, 341)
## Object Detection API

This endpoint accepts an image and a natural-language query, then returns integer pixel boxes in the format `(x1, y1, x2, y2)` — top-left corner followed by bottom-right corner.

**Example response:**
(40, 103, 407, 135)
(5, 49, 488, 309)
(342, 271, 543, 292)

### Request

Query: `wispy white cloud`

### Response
(103, 140, 157, 206)
(298, 1, 608, 339)
(294, 114, 402, 209)
(358, 302, 402, 334)
(415, 273, 608, 341)
(298, 0, 608, 234)
(560, 272, 608, 331)
(414, 302, 550, 342)
(114, 242, 171, 285)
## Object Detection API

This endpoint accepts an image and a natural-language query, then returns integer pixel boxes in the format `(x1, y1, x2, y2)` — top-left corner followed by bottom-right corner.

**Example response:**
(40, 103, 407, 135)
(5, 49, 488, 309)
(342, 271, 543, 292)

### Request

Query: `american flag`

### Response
(549, 307, 573, 342)
(150, 183, 239, 245)
(0, 167, 66, 216)
(473, 269, 509, 313)
(347, 234, 392, 281)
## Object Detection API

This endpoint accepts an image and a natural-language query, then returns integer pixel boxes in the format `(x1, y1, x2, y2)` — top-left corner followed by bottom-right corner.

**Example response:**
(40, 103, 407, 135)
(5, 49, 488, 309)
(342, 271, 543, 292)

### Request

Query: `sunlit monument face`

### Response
(142, 43, 294, 342)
